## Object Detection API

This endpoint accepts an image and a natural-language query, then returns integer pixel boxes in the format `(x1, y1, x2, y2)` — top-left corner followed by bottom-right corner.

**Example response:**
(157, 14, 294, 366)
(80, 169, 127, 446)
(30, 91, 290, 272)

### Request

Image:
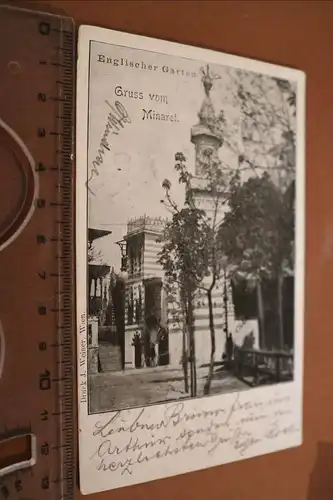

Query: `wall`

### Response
(45, 1, 333, 499)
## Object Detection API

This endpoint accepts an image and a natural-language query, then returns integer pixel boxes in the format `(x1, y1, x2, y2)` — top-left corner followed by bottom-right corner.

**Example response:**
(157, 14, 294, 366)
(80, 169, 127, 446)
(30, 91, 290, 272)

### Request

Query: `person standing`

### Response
(226, 333, 234, 369)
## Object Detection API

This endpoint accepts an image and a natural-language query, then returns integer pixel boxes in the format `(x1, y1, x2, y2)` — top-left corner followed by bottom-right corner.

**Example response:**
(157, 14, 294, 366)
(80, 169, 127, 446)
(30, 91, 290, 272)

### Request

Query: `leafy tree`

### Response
(220, 70, 296, 191)
(158, 152, 231, 396)
(218, 171, 294, 349)
(158, 198, 208, 397)
(159, 70, 297, 391)
(88, 240, 104, 264)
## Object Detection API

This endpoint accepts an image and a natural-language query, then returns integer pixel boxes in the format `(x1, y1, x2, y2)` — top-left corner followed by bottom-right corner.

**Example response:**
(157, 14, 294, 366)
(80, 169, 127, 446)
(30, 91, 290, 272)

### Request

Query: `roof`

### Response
(88, 228, 112, 242)
(88, 264, 111, 280)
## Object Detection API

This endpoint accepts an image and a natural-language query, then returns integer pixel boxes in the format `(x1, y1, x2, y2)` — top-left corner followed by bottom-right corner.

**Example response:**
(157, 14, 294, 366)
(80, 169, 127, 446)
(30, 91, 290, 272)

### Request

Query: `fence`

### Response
(234, 346, 294, 387)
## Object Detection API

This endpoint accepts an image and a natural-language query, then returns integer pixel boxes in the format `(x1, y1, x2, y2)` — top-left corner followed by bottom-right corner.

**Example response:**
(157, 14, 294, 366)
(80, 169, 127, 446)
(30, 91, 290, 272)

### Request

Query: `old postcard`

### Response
(76, 25, 305, 494)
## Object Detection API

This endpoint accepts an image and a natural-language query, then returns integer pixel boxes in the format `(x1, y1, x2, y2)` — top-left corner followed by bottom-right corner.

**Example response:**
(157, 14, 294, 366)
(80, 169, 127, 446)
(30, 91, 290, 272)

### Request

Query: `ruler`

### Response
(0, 5, 75, 500)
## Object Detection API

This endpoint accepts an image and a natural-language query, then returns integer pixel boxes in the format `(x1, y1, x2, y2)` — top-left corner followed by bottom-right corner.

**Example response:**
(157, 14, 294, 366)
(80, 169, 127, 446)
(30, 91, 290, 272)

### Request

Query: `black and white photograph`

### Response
(86, 42, 296, 413)
(76, 26, 305, 494)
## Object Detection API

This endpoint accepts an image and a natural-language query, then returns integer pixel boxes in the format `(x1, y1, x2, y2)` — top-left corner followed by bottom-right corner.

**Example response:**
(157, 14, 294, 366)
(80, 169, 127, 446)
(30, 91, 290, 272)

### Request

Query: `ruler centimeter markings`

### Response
(0, 6, 75, 500)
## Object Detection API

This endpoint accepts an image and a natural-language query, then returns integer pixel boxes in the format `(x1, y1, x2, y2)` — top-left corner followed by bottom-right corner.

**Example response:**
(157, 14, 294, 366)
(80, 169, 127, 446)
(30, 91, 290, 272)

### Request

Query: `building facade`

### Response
(122, 213, 260, 369)
(121, 216, 171, 367)
(87, 228, 112, 373)
(121, 66, 261, 369)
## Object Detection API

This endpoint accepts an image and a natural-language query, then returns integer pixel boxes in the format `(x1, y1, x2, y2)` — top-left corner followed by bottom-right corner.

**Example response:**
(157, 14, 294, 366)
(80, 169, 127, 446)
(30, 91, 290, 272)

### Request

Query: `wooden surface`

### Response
(39, 0, 333, 498)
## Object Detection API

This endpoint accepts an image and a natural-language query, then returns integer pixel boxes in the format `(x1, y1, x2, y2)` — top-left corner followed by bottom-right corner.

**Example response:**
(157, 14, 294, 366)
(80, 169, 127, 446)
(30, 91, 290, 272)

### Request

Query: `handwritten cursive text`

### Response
(87, 100, 131, 194)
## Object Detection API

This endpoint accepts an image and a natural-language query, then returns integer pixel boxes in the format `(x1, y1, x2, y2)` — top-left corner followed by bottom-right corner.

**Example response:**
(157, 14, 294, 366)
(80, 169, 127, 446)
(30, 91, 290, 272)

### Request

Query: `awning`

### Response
(89, 264, 111, 280)
(88, 228, 112, 242)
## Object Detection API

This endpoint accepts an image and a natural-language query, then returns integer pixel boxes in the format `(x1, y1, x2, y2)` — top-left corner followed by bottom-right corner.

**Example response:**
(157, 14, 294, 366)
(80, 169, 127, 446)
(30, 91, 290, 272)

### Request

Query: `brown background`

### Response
(32, 0, 333, 499)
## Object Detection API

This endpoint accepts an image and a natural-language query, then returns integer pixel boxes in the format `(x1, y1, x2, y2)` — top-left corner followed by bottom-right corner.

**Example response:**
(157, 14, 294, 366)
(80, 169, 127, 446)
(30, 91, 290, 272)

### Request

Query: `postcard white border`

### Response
(76, 25, 306, 495)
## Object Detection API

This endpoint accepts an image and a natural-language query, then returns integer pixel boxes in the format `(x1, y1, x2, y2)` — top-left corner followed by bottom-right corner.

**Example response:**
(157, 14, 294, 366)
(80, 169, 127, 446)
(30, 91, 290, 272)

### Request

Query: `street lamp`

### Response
(221, 256, 229, 343)
(116, 240, 128, 370)
(223, 268, 229, 342)
(116, 240, 129, 282)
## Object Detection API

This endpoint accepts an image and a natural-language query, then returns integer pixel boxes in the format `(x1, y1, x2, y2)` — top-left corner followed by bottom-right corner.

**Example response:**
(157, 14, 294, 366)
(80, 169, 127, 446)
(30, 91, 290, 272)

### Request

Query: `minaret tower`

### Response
(189, 65, 236, 363)
(191, 64, 223, 175)
(189, 65, 227, 224)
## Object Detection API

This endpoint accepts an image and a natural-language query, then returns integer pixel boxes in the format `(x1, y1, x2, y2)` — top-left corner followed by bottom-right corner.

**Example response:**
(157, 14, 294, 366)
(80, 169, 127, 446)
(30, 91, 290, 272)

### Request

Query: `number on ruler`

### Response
(36, 199, 46, 208)
(39, 341, 47, 351)
(36, 162, 46, 172)
(40, 409, 49, 421)
(39, 22, 50, 36)
(38, 92, 47, 102)
(40, 442, 50, 456)
(41, 476, 50, 490)
(37, 234, 47, 244)
(39, 370, 51, 390)
(38, 306, 47, 315)
(14, 480, 22, 492)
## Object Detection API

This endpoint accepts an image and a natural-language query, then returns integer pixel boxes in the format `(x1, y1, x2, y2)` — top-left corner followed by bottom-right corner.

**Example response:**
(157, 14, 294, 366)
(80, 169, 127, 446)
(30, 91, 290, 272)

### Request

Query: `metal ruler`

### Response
(0, 5, 75, 499)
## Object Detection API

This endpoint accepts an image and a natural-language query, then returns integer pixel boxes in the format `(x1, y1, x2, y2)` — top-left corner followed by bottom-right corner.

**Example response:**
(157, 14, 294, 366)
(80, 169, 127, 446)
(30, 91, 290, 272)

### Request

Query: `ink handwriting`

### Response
(88, 391, 299, 477)
(87, 100, 131, 195)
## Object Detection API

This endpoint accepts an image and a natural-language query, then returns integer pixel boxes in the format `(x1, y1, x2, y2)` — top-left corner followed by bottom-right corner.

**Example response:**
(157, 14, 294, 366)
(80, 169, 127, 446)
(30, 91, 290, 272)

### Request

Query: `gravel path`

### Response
(88, 364, 248, 413)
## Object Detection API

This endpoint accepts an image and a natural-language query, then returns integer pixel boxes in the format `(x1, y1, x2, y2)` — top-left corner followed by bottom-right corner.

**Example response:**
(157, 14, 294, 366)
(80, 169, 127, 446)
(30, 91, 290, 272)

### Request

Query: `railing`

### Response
(89, 296, 103, 317)
(127, 215, 167, 234)
(234, 346, 293, 387)
(128, 270, 143, 279)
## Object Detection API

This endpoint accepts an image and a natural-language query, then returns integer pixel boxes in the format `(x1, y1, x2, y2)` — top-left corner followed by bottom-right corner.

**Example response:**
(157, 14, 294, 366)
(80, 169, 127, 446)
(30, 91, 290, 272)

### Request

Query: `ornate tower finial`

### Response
(191, 64, 224, 176)
(200, 65, 221, 97)
(197, 65, 222, 135)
